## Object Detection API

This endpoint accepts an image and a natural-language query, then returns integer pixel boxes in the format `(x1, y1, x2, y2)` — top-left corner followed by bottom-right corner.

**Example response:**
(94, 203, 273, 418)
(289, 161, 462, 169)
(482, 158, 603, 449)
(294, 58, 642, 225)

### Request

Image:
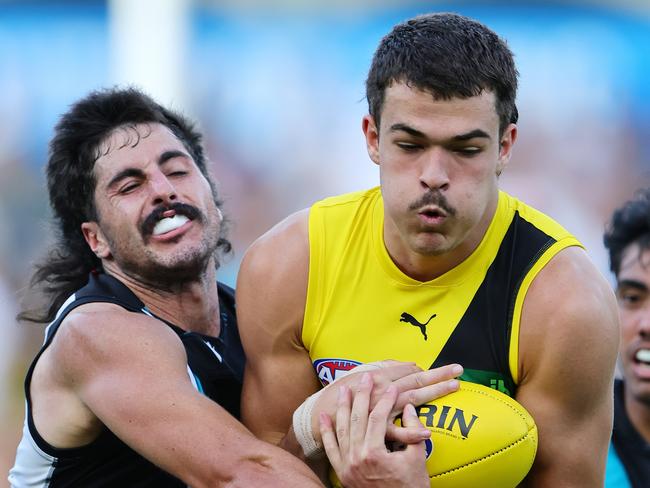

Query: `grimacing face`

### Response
(81, 123, 222, 286)
(616, 243, 650, 405)
(362, 82, 516, 276)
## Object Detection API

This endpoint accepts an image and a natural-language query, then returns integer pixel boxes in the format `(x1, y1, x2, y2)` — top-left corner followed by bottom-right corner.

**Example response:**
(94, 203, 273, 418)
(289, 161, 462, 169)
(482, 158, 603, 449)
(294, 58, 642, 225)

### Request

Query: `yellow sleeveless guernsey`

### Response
(303, 187, 582, 396)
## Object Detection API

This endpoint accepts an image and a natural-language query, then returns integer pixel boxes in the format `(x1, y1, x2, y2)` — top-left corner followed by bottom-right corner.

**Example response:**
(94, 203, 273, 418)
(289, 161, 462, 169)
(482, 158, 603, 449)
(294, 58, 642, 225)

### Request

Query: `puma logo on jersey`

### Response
(399, 312, 436, 341)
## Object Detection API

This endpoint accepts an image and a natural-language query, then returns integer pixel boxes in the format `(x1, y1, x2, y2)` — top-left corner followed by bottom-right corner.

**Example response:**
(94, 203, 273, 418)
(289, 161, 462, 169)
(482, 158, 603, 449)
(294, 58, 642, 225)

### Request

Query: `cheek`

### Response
(619, 314, 638, 343)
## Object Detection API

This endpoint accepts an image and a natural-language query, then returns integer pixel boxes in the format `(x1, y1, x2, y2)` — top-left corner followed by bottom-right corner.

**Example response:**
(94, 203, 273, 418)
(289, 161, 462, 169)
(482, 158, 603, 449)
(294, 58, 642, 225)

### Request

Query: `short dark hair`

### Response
(19, 87, 230, 323)
(366, 12, 519, 134)
(604, 188, 650, 278)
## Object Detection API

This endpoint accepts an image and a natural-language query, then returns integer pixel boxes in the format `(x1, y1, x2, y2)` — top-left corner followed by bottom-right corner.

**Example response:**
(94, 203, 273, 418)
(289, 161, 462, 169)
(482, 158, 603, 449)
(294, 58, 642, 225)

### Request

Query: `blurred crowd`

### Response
(1, 0, 649, 477)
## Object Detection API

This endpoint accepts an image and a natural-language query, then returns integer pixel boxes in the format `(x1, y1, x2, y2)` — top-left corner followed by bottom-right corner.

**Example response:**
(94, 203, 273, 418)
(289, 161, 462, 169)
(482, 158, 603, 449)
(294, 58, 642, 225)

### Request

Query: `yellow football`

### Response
(409, 380, 538, 487)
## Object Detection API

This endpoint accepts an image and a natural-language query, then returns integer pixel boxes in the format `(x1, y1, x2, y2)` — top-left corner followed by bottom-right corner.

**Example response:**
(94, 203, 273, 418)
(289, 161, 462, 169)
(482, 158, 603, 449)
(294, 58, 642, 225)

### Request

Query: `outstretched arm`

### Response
(45, 303, 323, 488)
(516, 247, 619, 487)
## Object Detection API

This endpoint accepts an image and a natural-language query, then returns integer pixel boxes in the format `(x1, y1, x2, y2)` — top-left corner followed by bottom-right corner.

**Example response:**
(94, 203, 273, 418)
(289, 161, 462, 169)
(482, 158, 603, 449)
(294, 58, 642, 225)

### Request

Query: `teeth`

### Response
(636, 349, 650, 363)
(152, 214, 189, 236)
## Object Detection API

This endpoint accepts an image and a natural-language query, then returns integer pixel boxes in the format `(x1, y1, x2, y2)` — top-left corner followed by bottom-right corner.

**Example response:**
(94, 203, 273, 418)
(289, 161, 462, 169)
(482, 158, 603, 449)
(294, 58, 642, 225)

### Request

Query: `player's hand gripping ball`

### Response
(396, 381, 538, 487)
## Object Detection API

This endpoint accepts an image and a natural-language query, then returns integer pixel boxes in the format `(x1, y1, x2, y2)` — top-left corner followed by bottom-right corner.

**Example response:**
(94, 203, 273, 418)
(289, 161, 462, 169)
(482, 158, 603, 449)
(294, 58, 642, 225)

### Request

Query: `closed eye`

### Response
(618, 289, 646, 308)
(452, 146, 482, 156)
(396, 142, 423, 152)
(119, 181, 141, 194)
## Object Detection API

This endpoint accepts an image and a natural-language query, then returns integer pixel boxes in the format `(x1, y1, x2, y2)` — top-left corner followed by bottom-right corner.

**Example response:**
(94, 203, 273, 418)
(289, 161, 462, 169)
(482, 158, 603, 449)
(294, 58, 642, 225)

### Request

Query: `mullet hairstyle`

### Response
(19, 87, 231, 323)
(366, 12, 519, 135)
(604, 188, 650, 278)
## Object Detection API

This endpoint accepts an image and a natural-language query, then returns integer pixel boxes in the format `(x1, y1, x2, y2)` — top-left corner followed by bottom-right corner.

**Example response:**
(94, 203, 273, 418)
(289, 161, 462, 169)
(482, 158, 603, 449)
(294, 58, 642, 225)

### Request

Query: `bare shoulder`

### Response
(31, 301, 188, 448)
(521, 246, 618, 348)
(519, 244, 619, 392)
(240, 208, 310, 280)
(50, 302, 186, 384)
(237, 208, 310, 344)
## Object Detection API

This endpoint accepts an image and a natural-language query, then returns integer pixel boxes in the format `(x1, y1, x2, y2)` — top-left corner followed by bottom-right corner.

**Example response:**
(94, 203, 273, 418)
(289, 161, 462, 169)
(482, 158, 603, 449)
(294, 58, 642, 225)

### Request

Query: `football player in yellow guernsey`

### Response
(237, 12, 620, 487)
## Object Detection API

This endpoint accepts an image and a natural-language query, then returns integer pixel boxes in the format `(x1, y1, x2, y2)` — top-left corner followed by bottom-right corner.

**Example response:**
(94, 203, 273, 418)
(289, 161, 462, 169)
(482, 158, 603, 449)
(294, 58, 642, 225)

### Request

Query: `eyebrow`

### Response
(106, 149, 190, 189)
(617, 279, 648, 292)
(388, 123, 491, 141)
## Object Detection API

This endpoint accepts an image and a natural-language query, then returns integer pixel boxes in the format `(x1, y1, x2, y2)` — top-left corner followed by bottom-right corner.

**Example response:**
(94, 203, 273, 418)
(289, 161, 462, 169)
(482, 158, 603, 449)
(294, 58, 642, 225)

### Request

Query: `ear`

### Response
(81, 221, 111, 259)
(362, 115, 380, 166)
(496, 123, 517, 176)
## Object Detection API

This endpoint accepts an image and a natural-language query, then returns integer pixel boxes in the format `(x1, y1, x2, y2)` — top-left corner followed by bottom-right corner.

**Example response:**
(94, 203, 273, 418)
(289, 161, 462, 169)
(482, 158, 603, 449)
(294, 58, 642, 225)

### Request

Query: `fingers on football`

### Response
(400, 403, 428, 455)
(385, 422, 431, 444)
(392, 363, 462, 394)
(393, 364, 462, 408)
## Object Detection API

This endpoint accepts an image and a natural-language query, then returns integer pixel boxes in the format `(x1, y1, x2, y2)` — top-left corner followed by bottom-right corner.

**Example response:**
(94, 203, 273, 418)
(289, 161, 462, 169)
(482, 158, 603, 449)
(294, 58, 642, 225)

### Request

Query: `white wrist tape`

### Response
(291, 361, 386, 460)
(292, 389, 324, 459)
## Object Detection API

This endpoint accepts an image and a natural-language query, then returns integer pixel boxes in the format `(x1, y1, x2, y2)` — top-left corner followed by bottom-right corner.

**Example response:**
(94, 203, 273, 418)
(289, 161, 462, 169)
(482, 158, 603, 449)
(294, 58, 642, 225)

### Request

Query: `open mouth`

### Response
(142, 203, 201, 238)
(420, 208, 445, 219)
(153, 214, 190, 236)
(635, 349, 650, 366)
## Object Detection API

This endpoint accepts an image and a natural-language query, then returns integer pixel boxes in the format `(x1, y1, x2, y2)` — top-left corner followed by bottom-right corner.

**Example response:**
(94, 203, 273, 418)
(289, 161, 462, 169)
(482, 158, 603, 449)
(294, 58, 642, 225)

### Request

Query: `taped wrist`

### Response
(291, 361, 386, 460)
(292, 390, 324, 460)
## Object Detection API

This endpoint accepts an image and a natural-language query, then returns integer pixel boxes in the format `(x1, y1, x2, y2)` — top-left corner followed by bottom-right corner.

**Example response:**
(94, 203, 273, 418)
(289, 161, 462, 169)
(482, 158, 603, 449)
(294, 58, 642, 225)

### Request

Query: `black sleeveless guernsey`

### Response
(9, 272, 244, 487)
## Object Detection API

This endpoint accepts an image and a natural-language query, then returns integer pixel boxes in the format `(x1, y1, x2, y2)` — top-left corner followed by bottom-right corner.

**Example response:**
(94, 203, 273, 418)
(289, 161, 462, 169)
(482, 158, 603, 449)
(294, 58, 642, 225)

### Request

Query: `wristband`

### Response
(292, 390, 325, 459)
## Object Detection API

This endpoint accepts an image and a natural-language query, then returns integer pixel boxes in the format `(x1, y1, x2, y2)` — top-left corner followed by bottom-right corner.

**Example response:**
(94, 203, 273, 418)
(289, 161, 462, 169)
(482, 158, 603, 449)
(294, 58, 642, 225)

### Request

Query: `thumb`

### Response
(402, 404, 429, 452)
(401, 403, 424, 429)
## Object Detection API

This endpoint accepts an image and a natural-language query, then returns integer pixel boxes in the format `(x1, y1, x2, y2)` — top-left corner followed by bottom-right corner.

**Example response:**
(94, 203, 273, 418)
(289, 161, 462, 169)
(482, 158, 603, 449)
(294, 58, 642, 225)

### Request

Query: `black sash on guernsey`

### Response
(611, 379, 650, 487)
(431, 212, 556, 396)
(11, 272, 244, 488)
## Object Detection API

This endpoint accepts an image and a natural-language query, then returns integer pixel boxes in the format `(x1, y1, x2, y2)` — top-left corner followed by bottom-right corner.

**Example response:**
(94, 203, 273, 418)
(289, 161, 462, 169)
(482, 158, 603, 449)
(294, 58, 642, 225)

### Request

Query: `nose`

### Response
(149, 171, 177, 206)
(419, 148, 450, 192)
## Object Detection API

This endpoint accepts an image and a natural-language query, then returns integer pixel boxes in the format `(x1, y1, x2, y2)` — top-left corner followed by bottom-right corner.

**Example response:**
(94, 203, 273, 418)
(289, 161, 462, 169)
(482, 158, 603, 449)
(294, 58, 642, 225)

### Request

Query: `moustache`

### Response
(140, 202, 203, 238)
(408, 191, 456, 216)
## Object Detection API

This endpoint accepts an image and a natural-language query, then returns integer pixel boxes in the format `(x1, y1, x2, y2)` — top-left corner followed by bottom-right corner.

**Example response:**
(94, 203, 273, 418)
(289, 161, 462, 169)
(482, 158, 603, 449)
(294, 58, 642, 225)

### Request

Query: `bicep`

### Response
(516, 358, 614, 487)
(59, 310, 319, 487)
(516, 249, 619, 487)
(66, 317, 251, 484)
(237, 211, 322, 443)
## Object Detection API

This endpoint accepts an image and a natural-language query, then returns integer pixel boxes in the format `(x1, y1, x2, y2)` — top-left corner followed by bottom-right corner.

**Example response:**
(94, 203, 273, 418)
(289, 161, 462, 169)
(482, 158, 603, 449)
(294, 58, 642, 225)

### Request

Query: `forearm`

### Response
(280, 425, 331, 484)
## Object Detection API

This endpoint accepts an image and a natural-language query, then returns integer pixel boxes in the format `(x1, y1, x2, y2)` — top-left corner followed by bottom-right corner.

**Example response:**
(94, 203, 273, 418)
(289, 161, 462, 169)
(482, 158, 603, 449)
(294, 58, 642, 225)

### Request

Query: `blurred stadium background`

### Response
(1, 0, 649, 478)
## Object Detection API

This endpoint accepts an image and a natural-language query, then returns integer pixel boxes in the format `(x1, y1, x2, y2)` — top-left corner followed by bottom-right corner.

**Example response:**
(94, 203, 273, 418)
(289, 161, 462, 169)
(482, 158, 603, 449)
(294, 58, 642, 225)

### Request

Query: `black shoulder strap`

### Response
(431, 211, 555, 395)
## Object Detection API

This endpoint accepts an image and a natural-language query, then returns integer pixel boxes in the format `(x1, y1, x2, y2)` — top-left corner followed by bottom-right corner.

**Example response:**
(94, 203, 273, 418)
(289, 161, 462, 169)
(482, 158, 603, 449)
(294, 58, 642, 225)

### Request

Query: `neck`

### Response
(105, 263, 221, 336)
(624, 387, 650, 444)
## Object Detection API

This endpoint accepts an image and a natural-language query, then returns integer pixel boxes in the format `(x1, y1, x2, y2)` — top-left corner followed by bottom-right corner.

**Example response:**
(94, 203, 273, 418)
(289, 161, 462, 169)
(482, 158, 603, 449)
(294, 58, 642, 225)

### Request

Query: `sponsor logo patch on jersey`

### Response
(314, 358, 362, 386)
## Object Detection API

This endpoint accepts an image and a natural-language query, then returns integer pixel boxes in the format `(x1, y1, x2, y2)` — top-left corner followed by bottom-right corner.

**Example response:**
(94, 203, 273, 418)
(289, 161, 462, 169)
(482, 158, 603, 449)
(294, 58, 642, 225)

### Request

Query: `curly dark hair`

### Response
(366, 12, 519, 135)
(19, 87, 231, 323)
(603, 188, 650, 278)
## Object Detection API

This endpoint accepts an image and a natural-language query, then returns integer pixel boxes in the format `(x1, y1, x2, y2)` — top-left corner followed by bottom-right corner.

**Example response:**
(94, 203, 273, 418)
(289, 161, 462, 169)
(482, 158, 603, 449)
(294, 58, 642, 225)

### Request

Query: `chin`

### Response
(413, 235, 454, 256)
(161, 252, 211, 276)
(626, 373, 650, 402)
(124, 248, 213, 286)
(630, 385, 650, 407)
